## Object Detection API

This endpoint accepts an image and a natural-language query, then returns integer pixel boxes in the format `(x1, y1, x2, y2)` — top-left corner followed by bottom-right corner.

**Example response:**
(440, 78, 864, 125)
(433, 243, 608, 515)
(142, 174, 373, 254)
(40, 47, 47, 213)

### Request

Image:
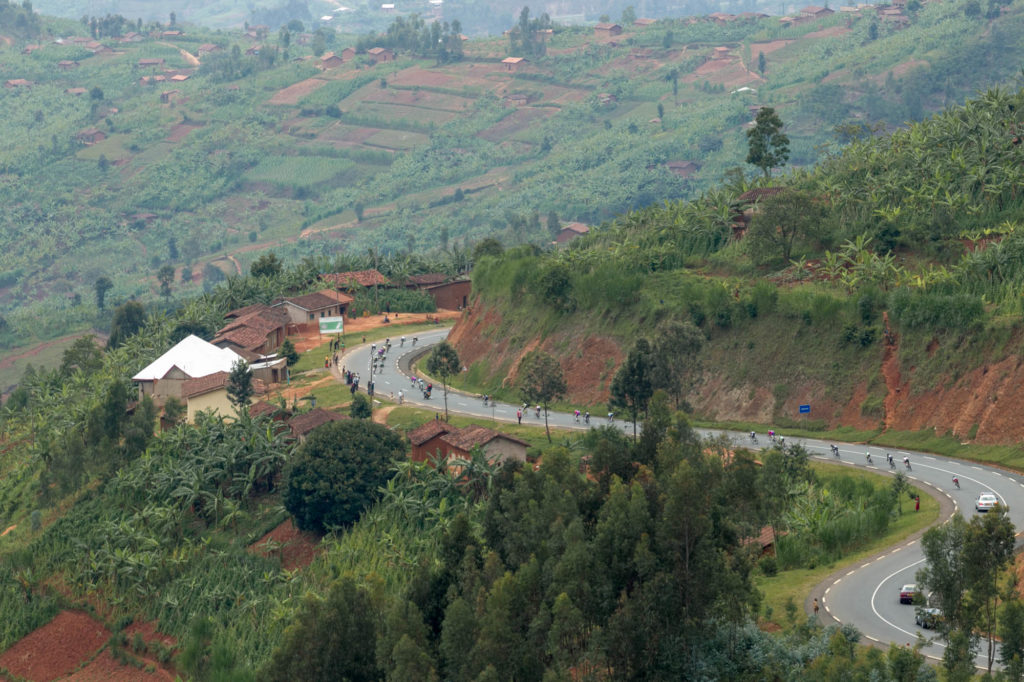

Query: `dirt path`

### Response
(372, 405, 396, 424)
(157, 41, 200, 67)
(225, 254, 242, 275)
(0, 331, 103, 371)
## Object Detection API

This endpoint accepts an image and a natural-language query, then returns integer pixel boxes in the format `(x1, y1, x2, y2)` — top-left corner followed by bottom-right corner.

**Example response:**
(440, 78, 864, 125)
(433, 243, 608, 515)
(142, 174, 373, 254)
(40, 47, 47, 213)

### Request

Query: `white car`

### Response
(976, 493, 999, 512)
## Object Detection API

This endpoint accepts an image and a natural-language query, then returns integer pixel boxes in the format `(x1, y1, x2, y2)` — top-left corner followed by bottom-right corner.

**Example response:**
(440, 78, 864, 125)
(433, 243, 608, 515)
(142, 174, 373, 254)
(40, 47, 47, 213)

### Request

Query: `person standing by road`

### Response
(813, 598, 819, 618)
(517, 409, 522, 424)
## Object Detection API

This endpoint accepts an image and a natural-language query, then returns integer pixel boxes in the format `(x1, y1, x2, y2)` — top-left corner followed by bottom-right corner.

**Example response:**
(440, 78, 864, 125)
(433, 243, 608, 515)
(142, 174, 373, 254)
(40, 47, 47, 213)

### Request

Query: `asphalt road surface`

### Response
(340, 328, 1024, 669)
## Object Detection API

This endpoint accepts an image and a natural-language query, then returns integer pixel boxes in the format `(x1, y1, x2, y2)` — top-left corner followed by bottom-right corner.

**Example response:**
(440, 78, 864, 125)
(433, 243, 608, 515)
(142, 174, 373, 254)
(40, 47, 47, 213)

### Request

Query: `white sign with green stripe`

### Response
(319, 316, 345, 334)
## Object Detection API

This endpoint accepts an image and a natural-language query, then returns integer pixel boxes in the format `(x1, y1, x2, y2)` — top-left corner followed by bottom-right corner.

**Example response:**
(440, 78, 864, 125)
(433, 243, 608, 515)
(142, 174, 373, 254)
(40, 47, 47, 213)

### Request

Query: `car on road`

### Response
(915, 607, 942, 629)
(976, 493, 999, 512)
(899, 584, 920, 604)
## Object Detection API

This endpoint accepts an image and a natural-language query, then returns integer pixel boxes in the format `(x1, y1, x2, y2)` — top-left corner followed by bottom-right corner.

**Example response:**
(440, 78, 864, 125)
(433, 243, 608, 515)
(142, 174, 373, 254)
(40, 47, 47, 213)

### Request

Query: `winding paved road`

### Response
(339, 328, 1024, 669)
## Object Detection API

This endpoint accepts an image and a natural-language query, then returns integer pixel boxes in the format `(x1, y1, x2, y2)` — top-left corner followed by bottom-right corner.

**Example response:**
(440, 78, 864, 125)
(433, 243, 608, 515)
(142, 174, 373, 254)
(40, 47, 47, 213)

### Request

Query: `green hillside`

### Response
(1, 2, 1024, 357)
(458, 83, 1024, 449)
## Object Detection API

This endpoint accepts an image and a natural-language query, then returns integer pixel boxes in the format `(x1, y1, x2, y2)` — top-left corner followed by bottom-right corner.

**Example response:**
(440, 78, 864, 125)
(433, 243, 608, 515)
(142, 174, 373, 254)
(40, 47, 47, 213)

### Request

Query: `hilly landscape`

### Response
(1, 0, 1024, 385)
(3, 0, 1024, 680)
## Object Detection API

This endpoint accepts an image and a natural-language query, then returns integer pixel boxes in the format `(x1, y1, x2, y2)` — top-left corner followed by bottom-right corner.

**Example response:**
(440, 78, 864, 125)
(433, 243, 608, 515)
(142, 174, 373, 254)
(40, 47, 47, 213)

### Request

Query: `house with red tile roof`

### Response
(321, 269, 391, 292)
(274, 290, 349, 324)
(288, 408, 349, 440)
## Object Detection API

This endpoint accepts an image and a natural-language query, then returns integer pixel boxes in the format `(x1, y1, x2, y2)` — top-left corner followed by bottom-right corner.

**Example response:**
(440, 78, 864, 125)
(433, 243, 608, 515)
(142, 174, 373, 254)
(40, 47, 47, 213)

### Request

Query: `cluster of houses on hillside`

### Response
(131, 269, 470, 424)
(128, 265, 526, 467)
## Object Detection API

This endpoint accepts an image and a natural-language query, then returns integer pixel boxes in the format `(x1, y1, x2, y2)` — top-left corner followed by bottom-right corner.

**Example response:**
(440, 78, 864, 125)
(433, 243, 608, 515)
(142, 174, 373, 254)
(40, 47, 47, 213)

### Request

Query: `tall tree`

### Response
(94, 276, 113, 309)
(515, 350, 567, 442)
(746, 106, 790, 178)
(965, 506, 1016, 674)
(157, 264, 175, 299)
(107, 301, 146, 348)
(757, 51, 766, 75)
(426, 342, 461, 421)
(746, 190, 827, 263)
(917, 513, 976, 679)
(650, 320, 703, 409)
(227, 359, 254, 413)
(610, 338, 654, 439)
(250, 252, 283, 278)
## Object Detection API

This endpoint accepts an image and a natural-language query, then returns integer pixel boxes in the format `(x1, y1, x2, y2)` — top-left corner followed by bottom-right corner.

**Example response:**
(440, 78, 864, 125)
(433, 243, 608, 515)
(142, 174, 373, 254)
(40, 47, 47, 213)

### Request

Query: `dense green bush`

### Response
(284, 420, 406, 532)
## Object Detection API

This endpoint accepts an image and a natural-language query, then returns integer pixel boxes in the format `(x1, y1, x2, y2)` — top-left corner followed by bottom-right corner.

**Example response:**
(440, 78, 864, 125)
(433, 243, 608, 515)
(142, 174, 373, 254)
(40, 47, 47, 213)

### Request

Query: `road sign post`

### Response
(799, 404, 810, 426)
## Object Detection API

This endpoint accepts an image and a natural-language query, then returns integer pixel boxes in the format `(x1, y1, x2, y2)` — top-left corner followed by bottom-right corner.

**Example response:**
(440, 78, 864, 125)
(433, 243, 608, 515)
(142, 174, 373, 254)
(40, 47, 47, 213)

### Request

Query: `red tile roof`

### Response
(321, 269, 391, 288)
(406, 273, 449, 287)
(441, 425, 530, 452)
(181, 371, 230, 398)
(408, 420, 454, 446)
(281, 291, 340, 311)
(738, 187, 786, 202)
(212, 326, 268, 351)
(288, 408, 348, 437)
(250, 400, 286, 418)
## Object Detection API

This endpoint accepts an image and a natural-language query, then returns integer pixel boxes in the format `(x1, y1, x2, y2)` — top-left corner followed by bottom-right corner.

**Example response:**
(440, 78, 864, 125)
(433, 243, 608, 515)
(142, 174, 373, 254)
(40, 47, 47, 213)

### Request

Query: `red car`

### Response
(899, 584, 920, 605)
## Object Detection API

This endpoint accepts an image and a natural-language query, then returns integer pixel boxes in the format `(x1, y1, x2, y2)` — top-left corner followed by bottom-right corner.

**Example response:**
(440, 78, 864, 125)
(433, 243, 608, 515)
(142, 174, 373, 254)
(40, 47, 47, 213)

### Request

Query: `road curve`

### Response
(339, 329, 1024, 668)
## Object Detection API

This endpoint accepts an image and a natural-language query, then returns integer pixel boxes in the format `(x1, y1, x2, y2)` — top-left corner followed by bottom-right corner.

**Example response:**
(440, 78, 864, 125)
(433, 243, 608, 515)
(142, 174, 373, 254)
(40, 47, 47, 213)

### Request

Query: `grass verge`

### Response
(755, 460, 940, 632)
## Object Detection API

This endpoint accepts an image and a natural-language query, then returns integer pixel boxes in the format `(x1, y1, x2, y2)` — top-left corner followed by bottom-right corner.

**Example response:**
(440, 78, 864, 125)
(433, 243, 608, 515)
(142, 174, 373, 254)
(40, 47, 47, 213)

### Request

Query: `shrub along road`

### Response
(341, 329, 1024, 669)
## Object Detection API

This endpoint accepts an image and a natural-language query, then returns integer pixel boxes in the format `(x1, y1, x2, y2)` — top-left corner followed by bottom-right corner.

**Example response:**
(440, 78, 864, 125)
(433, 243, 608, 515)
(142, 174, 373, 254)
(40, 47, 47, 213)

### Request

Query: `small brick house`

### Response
(408, 421, 529, 464)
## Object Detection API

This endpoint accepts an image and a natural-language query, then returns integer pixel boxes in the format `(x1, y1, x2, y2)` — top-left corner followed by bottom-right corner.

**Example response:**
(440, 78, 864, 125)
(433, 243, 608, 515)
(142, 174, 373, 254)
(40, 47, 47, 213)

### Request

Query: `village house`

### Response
(22, 44, 41, 54)
(213, 304, 289, 357)
(161, 30, 183, 38)
(245, 45, 263, 56)
(120, 32, 143, 42)
(341, 46, 356, 60)
(501, 56, 525, 71)
(288, 408, 348, 441)
(64, 87, 88, 96)
(408, 422, 529, 465)
(554, 222, 590, 244)
(321, 268, 392, 293)
(404, 273, 449, 290)
(633, 17, 657, 26)
(800, 5, 836, 19)
(76, 128, 106, 144)
(182, 372, 232, 423)
(426, 279, 471, 309)
(367, 46, 395, 62)
(709, 12, 737, 24)
(57, 60, 79, 71)
(273, 290, 350, 324)
(136, 58, 165, 68)
(132, 335, 245, 406)
(594, 22, 623, 36)
(666, 160, 701, 178)
(320, 52, 344, 69)
(712, 46, 731, 60)
(160, 90, 180, 104)
(198, 43, 221, 55)
(4, 79, 34, 88)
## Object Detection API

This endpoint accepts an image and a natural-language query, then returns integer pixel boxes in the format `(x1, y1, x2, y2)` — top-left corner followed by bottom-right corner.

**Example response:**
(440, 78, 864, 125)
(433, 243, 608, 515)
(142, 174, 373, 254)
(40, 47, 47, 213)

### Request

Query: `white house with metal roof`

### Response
(132, 335, 244, 405)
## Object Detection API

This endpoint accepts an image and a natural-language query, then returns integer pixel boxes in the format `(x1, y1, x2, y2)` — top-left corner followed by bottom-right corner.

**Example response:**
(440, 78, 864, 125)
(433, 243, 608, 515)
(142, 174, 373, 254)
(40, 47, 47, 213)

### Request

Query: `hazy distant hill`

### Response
(0, 1, 1022, 352)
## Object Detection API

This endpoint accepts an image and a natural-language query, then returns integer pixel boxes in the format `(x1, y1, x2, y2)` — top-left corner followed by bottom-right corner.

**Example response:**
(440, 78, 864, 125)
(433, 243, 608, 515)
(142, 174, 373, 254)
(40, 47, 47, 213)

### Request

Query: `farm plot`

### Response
(0, 611, 109, 681)
(388, 65, 497, 92)
(269, 77, 329, 105)
(361, 128, 430, 151)
(353, 101, 458, 126)
(359, 87, 475, 112)
(75, 134, 132, 162)
(244, 155, 354, 187)
(478, 106, 555, 142)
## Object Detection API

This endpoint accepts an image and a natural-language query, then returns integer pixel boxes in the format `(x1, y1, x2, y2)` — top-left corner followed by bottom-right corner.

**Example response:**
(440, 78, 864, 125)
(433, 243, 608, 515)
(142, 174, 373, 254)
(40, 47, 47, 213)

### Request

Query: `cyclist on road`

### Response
(952, 475, 960, 489)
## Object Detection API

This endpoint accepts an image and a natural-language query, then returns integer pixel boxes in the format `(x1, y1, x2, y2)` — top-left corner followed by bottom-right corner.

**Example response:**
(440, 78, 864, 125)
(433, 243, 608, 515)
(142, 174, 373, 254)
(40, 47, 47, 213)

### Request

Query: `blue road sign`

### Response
(799, 404, 811, 414)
